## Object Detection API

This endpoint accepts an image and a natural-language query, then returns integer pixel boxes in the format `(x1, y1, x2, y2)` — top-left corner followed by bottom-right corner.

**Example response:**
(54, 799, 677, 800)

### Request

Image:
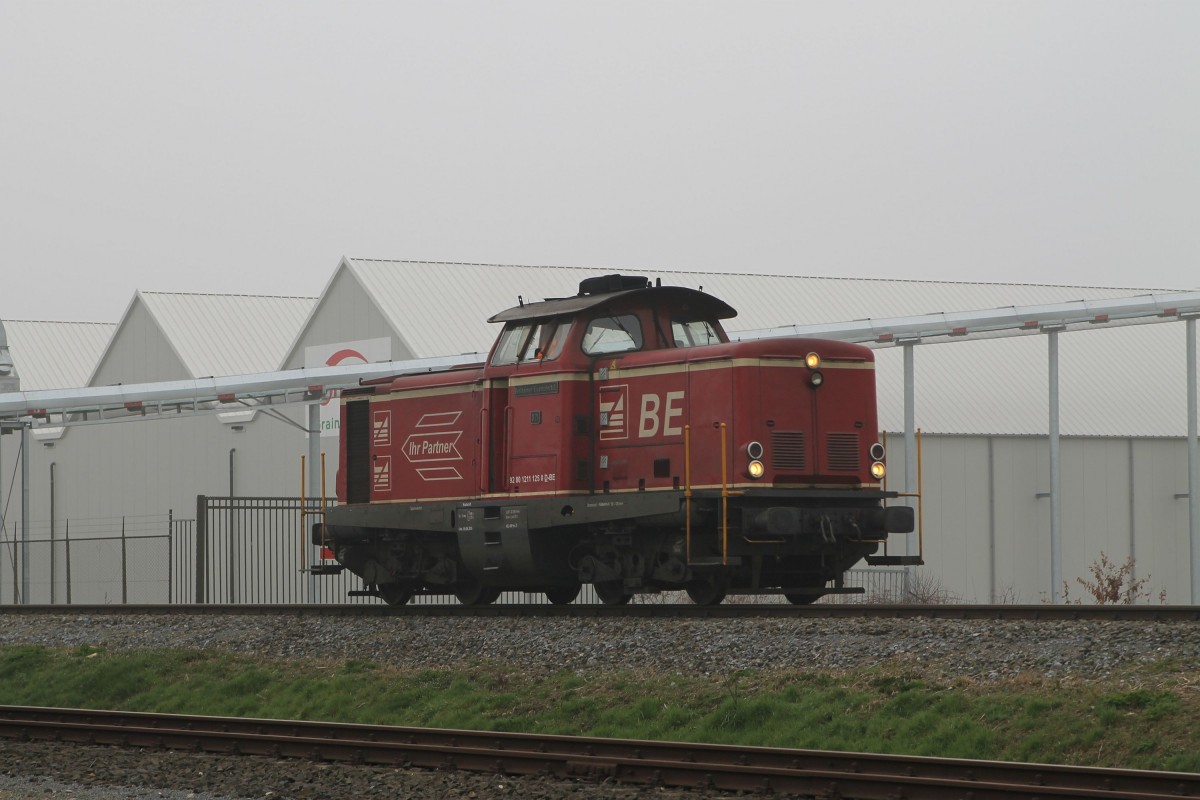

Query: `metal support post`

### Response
(195, 494, 207, 604)
(21, 422, 29, 604)
(64, 520, 72, 605)
(120, 516, 128, 605)
(1048, 330, 1062, 604)
(50, 462, 56, 604)
(0, 426, 4, 603)
(307, 403, 322, 604)
(167, 509, 174, 605)
(903, 342, 917, 595)
(1188, 318, 1200, 603)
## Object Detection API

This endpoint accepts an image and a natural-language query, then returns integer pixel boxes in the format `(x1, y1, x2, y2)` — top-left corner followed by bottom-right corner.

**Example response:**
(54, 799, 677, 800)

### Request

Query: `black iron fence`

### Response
(195, 495, 360, 604)
(0, 496, 909, 605)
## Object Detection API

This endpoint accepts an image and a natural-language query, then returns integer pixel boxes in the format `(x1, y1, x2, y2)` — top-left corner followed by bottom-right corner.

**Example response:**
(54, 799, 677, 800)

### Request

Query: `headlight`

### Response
(748, 460, 765, 479)
(809, 371, 824, 388)
(746, 441, 764, 459)
(805, 352, 821, 369)
(870, 461, 886, 479)
(870, 442, 886, 461)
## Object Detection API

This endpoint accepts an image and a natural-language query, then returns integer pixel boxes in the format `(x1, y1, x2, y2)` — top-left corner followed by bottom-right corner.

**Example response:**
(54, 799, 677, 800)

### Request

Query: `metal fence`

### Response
(0, 512, 193, 605)
(195, 497, 911, 606)
(196, 495, 356, 604)
(0, 495, 912, 605)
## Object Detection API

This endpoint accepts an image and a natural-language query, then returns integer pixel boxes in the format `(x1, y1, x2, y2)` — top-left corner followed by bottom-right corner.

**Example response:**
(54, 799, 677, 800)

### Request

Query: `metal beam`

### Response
(737, 290, 1200, 346)
(0, 352, 484, 422)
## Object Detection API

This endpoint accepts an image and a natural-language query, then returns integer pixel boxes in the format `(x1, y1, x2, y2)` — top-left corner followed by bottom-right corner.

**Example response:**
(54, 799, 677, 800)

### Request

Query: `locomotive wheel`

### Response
(544, 584, 581, 605)
(378, 584, 413, 606)
(685, 574, 727, 606)
(455, 580, 501, 606)
(593, 580, 632, 606)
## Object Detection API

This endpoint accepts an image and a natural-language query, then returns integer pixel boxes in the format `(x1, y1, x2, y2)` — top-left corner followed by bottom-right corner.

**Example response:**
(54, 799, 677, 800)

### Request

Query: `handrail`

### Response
(720, 421, 728, 566)
(877, 428, 925, 565)
(684, 424, 692, 564)
(299, 453, 330, 571)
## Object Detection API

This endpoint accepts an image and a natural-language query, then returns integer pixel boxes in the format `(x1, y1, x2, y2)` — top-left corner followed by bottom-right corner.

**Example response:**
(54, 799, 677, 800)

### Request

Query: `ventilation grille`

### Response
(771, 431, 806, 471)
(826, 433, 861, 472)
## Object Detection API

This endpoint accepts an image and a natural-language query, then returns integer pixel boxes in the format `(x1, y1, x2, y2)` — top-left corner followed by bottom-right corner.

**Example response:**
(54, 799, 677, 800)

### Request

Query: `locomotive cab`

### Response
(319, 274, 915, 606)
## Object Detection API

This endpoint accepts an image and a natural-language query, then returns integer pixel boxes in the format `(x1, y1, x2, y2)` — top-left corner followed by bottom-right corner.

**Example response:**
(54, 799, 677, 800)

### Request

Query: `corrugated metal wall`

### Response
(883, 434, 1189, 604)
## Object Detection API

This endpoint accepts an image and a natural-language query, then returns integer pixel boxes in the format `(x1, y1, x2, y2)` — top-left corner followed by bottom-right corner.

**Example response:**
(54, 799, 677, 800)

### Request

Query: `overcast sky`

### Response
(2, 1, 1197, 323)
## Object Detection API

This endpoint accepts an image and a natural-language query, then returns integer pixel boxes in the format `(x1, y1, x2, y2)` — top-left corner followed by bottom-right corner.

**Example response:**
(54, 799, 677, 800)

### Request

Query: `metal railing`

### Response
(1, 496, 913, 606)
(196, 496, 359, 604)
(0, 512, 198, 605)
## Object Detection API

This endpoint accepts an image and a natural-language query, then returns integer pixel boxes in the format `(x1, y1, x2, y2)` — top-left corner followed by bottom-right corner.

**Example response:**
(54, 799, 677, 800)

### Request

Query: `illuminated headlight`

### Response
(805, 352, 821, 369)
(746, 441, 764, 459)
(870, 461, 886, 479)
(748, 460, 765, 479)
(809, 371, 824, 388)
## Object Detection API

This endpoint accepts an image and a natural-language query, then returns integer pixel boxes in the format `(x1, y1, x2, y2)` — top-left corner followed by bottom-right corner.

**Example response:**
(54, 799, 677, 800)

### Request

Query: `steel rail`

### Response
(4, 603, 1200, 621)
(0, 706, 1195, 799)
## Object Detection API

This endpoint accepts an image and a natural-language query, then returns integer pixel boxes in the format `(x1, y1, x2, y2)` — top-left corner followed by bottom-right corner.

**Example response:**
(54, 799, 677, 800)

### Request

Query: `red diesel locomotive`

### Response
(316, 274, 914, 605)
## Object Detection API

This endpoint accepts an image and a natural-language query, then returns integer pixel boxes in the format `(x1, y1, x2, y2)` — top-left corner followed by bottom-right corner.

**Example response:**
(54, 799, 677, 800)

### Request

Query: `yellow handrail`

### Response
(300, 455, 307, 569)
(880, 428, 925, 564)
(684, 424, 692, 564)
(720, 421, 728, 566)
(917, 428, 924, 559)
(300, 452, 329, 571)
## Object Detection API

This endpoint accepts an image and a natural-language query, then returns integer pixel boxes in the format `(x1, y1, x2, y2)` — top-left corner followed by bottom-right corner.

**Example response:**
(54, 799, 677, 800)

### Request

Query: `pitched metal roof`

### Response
(342, 259, 1187, 437)
(345, 258, 1155, 351)
(136, 291, 316, 378)
(2, 320, 115, 390)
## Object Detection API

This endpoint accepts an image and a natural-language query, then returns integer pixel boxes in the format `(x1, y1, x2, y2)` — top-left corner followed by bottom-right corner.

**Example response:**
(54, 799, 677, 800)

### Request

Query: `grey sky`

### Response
(3, 1, 1197, 323)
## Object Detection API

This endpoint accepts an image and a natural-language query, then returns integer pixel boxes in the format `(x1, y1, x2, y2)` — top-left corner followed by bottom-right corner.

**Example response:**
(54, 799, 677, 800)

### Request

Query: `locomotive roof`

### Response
(487, 278, 738, 324)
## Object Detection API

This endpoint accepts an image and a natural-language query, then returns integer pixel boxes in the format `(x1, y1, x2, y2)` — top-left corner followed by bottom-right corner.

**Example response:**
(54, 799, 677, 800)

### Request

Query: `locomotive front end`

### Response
(665, 335, 915, 603)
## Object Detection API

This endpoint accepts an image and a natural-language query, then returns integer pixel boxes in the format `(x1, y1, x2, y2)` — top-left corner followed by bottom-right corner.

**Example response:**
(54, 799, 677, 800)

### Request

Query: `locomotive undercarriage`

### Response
(318, 490, 912, 606)
(574, 500, 892, 605)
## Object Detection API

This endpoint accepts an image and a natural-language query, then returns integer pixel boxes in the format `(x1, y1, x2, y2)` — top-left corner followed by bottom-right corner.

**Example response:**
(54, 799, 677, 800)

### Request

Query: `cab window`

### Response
(542, 320, 572, 360)
(491, 323, 531, 365)
(491, 320, 575, 365)
(671, 319, 722, 347)
(582, 315, 643, 355)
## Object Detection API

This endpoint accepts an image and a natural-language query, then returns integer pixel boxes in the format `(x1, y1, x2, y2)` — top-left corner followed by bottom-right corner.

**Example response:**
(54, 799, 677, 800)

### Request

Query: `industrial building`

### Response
(1, 259, 1195, 605)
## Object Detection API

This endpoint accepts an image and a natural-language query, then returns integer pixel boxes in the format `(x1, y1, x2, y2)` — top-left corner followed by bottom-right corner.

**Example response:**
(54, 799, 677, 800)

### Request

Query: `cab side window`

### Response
(671, 319, 722, 347)
(582, 315, 643, 355)
(491, 323, 532, 365)
(491, 320, 576, 365)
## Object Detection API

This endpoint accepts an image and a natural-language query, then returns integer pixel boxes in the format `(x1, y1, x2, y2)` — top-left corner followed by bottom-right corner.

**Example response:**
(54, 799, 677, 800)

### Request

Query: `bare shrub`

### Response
(994, 586, 1021, 604)
(1063, 552, 1151, 605)
(904, 571, 960, 605)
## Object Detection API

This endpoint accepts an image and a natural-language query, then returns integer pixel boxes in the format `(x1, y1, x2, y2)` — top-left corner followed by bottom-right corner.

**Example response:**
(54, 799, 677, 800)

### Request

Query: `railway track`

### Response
(3, 602, 1200, 620)
(0, 705, 1196, 799)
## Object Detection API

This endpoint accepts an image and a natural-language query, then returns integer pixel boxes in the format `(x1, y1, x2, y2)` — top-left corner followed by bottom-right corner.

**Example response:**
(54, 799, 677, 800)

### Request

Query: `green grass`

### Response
(2, 645, 1199, 772)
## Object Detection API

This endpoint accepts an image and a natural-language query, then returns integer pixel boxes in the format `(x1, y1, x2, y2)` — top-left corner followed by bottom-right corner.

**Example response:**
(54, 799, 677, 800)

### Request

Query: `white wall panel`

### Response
(1059, 438, 1133, 602)
(1131, 439, 1189, 603)
(906, 436, 993, 602)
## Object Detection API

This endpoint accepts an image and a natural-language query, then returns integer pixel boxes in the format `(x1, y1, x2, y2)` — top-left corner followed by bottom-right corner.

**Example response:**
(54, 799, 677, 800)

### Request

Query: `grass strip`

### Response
(1, 644, 1197, 772)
